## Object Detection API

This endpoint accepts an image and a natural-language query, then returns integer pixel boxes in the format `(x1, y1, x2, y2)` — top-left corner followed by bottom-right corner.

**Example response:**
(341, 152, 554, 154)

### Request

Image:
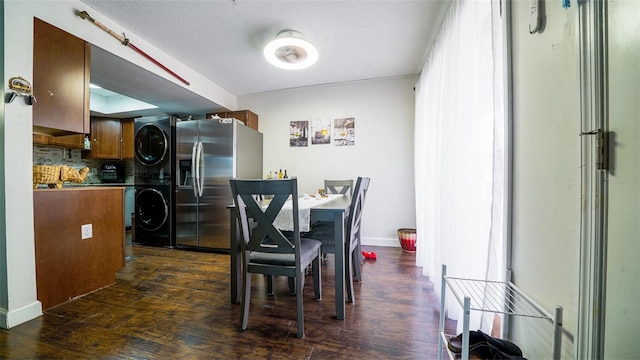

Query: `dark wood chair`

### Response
(304, 176, 370, 303)
(229, 177, 322, 338)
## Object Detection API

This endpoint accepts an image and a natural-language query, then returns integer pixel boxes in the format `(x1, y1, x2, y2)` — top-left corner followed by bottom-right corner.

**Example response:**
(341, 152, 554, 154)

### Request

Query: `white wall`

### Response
(510, 1, 580, 357)
(1, 0, 237, 328)
(2, 1, 415, 328)
(238, 77, 417, 247)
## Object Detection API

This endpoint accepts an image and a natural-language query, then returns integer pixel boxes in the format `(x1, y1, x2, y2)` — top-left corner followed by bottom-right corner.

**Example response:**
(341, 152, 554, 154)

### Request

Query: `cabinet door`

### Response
(33, 18, 89, 135)
(229, 110, 259, 131)
(87, 118, 121, 159)
(121, 119, 135, 159)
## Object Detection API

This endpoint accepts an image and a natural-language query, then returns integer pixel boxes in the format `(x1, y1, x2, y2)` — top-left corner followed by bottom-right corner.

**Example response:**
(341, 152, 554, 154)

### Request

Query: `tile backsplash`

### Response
(33, 145, 134, 184)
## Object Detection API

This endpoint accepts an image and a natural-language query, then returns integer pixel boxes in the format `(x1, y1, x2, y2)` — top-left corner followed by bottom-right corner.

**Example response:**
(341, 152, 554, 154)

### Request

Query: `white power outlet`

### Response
(81, 224, 92, 239)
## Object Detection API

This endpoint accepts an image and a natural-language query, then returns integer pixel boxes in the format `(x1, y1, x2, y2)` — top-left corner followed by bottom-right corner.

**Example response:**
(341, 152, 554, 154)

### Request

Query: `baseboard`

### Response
(361, 237, 399, 248)
(0, 301, 42, 329)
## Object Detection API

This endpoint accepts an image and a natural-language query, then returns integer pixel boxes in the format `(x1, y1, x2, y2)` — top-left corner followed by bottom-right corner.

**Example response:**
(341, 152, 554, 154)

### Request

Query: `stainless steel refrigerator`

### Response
(175, 118, 263, 251)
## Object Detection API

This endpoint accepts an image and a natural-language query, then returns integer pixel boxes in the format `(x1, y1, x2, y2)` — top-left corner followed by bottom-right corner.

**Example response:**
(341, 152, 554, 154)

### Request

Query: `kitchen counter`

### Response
(34, 183, 133, 189)
(33, 186, 125, 310)
(64, 183, 134, 187)
(34, 186, 128, 191)
(37, 184, 136, 227)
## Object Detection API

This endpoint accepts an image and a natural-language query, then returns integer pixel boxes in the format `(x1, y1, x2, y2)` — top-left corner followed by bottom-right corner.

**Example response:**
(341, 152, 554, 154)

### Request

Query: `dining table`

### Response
(228, 194, 352, 320)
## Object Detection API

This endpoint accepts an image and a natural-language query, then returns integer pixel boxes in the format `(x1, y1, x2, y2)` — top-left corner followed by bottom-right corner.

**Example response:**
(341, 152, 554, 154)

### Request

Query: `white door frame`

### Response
(577, 0, 607, 358)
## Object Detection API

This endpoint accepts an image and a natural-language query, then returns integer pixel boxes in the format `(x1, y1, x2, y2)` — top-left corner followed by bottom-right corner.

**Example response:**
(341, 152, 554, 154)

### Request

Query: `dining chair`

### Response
(304, 176, 371, 304)
(352, 179, 370, 282)
(318, 177, 368, 281)
(316, 179, 354, 260)
(229, 177, 322, 338)
(324, 179, 354, 196)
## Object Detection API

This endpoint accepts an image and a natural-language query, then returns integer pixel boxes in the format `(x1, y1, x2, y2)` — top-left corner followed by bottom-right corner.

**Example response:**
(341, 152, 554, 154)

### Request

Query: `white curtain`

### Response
(414, 0, 505, 333)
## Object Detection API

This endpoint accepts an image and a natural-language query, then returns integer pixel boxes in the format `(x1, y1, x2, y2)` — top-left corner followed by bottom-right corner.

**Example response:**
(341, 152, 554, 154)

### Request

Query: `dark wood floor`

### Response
(1, 235, 455, 359)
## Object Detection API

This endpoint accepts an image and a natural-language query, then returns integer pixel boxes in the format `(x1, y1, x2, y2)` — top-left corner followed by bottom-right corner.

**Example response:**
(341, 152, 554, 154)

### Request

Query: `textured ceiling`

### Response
(80, 0, 451, 117)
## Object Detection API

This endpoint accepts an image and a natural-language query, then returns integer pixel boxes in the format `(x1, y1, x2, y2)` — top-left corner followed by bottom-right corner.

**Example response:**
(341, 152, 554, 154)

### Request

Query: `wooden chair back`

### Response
(324, 179, 354, 196)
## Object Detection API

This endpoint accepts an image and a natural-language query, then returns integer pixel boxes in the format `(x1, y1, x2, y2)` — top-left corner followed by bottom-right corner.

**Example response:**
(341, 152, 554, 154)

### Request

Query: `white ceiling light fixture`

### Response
(264, 30, 318, 70)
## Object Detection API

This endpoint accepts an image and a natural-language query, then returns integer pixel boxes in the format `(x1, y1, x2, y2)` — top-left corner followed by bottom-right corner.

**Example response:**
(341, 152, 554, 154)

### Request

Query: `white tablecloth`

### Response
(268, 194, 343, 232)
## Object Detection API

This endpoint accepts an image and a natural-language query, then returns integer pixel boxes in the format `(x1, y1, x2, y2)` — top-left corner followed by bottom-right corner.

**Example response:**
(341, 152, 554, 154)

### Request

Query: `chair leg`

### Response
(267, 275, 275, 295)
(352, 250, 363, 283)
(313, 251, 322, 300)
(345, 246, 356, 304)
(240, 271, 251, 331)
(296, 271, 305, 338)
(288, 277, 296, 295)
(354, 234, 363, 282)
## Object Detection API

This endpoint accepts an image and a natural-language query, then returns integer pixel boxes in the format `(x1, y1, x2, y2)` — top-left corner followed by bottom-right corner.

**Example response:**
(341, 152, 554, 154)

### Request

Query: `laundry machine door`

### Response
(135, 123, 169, 166)
(135, 188, 169, 231)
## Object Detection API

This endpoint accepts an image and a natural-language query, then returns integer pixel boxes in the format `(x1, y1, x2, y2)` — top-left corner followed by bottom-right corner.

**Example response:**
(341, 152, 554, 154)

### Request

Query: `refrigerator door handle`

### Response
(191, 141, 198, 197)
(196, 141, 204, 197)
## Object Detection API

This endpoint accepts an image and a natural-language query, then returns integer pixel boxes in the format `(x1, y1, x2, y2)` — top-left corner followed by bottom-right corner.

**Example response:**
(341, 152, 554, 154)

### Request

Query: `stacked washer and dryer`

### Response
(133, 115, 178, 247)
(133, 115, 263, 250)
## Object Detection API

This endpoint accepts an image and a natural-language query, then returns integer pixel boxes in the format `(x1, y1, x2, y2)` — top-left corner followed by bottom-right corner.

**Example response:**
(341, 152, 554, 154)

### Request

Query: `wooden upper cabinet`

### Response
(32, 133, 85, 149)
(207, 110, 259, 131)
(33, 18, 90, 135)
(51, 134, 85, 149)
(83, 117, 121, 159)
(83, 117, 134, 160)
(121, 118, 135, 159)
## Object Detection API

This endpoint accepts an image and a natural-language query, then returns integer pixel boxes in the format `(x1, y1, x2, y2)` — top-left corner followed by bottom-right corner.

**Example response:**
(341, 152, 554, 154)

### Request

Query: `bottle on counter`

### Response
(278, 169, 283, 179)
(266, 171, 272, 180)
(284, 170, 288, 179)
(83, 135, 91, 150)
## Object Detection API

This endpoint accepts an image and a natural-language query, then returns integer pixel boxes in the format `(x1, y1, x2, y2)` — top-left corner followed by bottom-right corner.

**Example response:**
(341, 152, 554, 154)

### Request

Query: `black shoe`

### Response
(468, 342, 527, 360)
(447, 330, 523, 357)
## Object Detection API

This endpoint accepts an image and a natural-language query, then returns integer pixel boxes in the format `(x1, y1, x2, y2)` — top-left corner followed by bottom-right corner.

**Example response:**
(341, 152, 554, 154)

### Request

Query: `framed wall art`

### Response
(333, 117, 355, 146)
(290, 121, 308, 147)
(310, 118, 331, 145)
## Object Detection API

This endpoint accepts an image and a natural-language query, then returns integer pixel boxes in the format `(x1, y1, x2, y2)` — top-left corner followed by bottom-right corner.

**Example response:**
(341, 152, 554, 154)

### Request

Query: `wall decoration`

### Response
(6, 76, 36, 105)
(310, 118, 331, 145)
(333, 117, 355, 146)
(290, 121, 309, 147)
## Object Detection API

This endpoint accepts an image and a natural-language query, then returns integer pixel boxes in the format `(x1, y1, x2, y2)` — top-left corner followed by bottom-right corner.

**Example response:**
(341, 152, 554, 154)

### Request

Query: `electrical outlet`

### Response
(81, 224, 92, 239)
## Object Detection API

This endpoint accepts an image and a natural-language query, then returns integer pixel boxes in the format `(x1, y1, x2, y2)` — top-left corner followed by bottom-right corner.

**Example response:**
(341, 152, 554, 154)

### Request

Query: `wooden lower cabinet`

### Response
(33, 187, 125, 310)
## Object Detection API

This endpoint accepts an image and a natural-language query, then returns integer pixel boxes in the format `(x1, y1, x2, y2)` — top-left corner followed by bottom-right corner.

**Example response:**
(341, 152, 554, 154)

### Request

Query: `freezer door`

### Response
(174, 121, 199, 247)
(196, 120, 234, 249)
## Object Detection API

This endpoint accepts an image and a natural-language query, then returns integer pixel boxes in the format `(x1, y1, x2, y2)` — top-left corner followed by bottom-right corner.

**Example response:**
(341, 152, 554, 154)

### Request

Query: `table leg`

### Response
(334, 211, 346, 320)
(229, 207, 241, 304)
